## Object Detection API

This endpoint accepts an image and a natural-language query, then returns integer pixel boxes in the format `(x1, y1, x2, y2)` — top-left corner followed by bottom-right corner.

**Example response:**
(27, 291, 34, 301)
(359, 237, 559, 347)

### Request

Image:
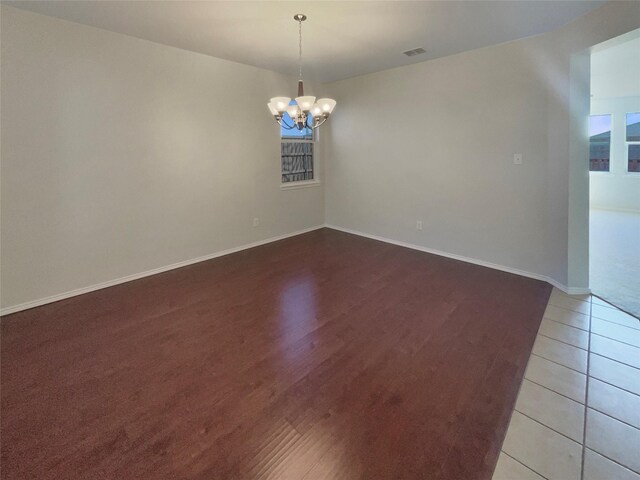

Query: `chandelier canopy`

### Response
(267, 14, 336, 131)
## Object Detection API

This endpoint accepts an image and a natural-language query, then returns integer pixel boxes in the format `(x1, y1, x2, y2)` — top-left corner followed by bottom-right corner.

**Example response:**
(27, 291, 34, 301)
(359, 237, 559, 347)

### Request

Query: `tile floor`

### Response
(493, 288, 640, 480)
(590, 208, 640, 318)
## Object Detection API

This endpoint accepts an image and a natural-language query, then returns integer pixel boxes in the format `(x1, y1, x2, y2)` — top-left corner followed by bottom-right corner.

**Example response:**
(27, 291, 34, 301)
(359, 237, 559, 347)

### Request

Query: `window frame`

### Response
(588, 113, 612, 173)
(625, 112, 640, 174)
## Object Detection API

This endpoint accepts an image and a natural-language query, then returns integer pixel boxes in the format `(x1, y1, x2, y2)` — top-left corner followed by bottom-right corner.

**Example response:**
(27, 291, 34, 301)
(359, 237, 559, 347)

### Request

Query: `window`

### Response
(281, 142, 314, 183)
(626, 112, 640, 173)
(281, 102, 315, 184)
(589, 114, 612, 172)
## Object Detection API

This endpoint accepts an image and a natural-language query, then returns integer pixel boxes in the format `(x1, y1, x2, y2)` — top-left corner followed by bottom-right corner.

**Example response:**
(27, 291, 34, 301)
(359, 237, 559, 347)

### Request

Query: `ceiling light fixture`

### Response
(267, 14, 336, 131)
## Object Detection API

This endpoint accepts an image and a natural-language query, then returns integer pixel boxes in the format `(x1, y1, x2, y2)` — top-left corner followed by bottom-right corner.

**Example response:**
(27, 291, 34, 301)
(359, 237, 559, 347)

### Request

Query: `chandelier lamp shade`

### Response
(267, 14, 336, 131)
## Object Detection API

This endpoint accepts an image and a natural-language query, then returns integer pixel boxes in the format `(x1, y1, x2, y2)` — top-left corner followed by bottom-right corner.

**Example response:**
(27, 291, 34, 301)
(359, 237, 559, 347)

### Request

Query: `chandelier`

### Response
(267, 14, 336, 131)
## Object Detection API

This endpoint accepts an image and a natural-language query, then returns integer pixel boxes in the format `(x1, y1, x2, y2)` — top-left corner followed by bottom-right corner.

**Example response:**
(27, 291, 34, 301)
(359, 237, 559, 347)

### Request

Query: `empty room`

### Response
(1, 1, 639, 479)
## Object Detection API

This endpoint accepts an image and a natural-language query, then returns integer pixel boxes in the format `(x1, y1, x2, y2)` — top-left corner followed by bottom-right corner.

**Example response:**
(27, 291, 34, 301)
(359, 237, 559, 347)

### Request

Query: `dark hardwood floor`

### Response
(1, 228, 551, 479)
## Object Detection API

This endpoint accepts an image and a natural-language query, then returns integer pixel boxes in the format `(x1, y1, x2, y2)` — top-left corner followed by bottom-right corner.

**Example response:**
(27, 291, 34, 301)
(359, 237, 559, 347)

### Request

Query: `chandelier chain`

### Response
(298, 18, 303, 80)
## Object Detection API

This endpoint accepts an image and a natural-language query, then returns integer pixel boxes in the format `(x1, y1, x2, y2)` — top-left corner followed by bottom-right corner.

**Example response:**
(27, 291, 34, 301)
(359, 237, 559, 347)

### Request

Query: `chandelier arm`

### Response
(277, 117, 296, 130)
(312, 116, 329, 129)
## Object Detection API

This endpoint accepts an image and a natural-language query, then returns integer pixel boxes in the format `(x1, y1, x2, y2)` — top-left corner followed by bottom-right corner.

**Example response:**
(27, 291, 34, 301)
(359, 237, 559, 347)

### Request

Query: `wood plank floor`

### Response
(1, 228, 551, 479)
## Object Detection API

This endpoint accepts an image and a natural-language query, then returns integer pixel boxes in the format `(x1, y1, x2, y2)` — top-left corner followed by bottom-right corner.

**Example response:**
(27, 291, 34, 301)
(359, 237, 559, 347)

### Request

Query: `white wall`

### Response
(0, 6, 325, 311)
(323, 1, 640, 290)
(324, 36, 552, 276)
(591, 32, 640, 99)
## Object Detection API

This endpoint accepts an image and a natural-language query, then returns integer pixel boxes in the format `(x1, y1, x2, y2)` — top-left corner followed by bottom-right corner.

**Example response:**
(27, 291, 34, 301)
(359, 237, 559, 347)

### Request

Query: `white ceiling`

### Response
(5, 0, 606, 83)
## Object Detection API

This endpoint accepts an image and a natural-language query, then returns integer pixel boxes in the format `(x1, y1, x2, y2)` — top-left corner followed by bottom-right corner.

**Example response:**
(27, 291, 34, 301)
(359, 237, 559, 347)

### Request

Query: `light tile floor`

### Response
(493, 288, 640, 480)
(590, 209, 640, 318)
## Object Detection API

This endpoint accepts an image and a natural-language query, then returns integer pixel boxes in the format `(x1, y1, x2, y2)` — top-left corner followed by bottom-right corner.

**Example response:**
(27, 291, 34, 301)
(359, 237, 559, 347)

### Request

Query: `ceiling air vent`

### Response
(403, 47, 426, 57)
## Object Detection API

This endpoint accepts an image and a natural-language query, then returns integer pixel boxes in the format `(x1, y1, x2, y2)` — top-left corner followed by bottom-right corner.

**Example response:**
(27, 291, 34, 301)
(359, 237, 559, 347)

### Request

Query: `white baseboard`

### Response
(590, 206, 640, 215)
(1, 223, 591, 316)
(324, 224, 590, 296)
(0, 225, 325, 316)
(556, 285, 591, 295)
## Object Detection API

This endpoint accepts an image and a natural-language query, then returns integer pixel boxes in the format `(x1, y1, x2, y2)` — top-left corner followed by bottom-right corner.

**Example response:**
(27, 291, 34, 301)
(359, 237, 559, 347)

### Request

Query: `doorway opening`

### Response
(589, 29, 640, 318)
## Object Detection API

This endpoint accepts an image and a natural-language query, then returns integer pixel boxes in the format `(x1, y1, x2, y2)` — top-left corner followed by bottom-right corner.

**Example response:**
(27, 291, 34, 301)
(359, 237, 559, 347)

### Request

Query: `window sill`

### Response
(280, 180, 321, 191)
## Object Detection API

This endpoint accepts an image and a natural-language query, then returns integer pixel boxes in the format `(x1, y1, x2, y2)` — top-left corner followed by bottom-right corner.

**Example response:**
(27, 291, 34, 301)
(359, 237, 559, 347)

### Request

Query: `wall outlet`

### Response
(513, 153, 523, 165)
(416, 220, 423, 231)
(252, 217, 259, 227)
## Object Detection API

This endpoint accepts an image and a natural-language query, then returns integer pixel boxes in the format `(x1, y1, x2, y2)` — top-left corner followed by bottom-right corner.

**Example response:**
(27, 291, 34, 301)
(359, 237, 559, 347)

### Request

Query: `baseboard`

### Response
(0, 225, 325, 316)
(590, 206, 640, 215)
(556, 285, 591, 295)
(324, 224, 590, 296)
(1, 223, 591, 316)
